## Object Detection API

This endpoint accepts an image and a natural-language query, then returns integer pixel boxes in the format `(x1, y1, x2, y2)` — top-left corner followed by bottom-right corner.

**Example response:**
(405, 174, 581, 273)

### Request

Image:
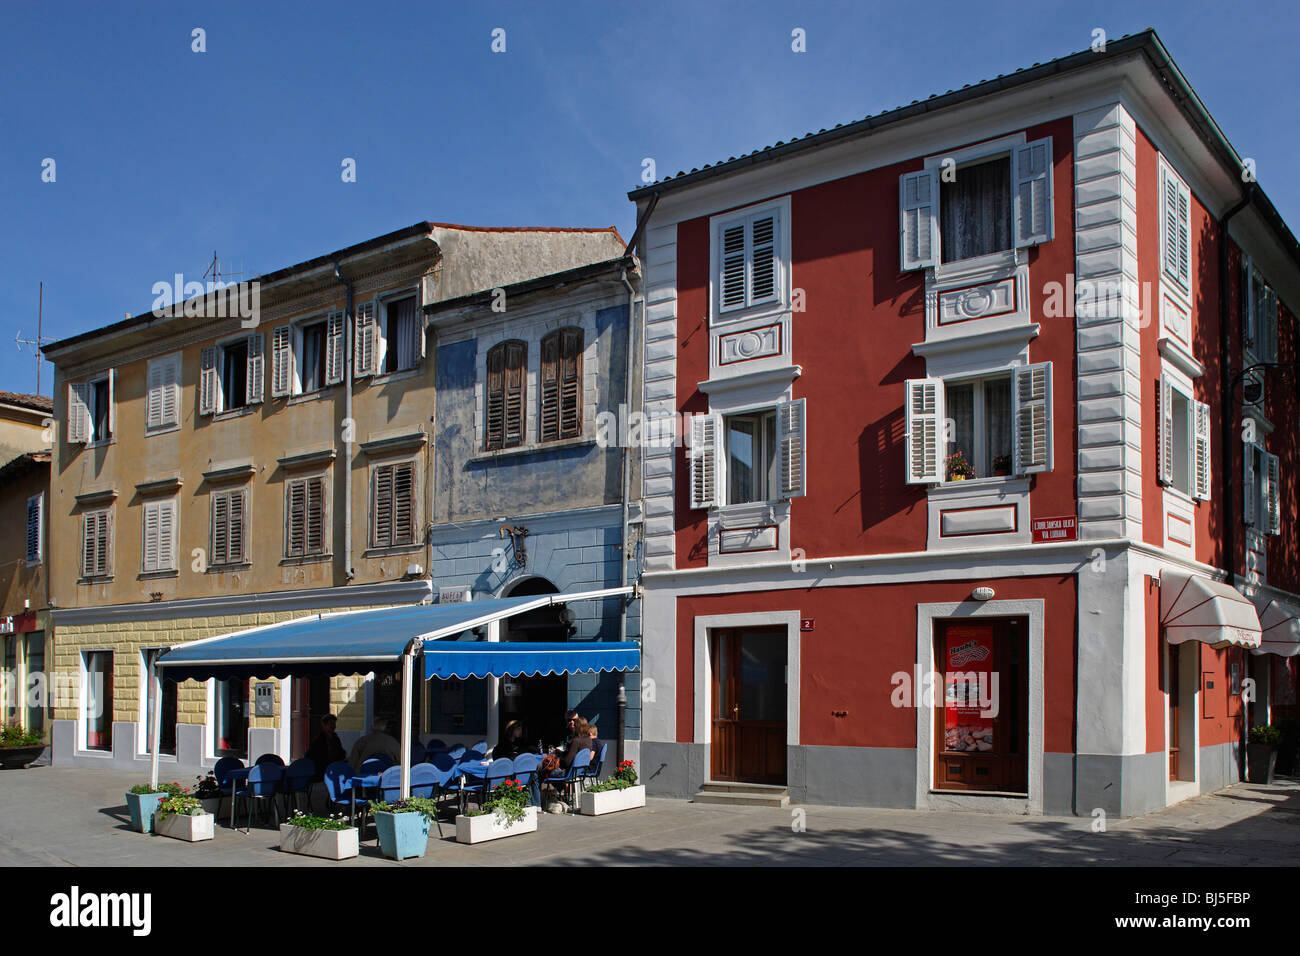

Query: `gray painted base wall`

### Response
(50, 720, 211, 778)
(1200, 741, 1241, 793)
(792, 745, 915, 808)
(1073, 751, 1167, 818)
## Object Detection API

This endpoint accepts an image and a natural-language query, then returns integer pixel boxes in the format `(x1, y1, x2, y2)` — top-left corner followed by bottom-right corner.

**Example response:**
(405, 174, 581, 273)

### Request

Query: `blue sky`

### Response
(2, 1, 1296, 395)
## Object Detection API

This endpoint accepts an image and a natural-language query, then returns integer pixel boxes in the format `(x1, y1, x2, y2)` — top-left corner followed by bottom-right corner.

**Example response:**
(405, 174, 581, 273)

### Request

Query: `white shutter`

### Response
(271, 326, 292, 397)
(905, 378, 944, 484)
(1158, 373, 1174, 486)
(1266, 452, 1281, 536)
(143, 501, 160, 573)
(1262, 287, 1279, 365)
(777, 399, 806, 499)
(355, 303, 377, 376)
(749, 214, 778, 306)
(200, 347, 218, 415)
(326, 311, 345, 385)
(1161, 163, 1191, 292)
(899, 169, 939, 270)
(68, 382, 90, 443)
(719, 222, 747, 313)
(246, 333, 264, 404)
(1013, 362, 1053, 474)
(107, 369, 116, 438)
(1244, 444, 1258, 528)
(1192, 400, 1211, 501)
(689, 413, 723, 510)
(1013, 137, 1053, 247)
(146, 361, 164, 429)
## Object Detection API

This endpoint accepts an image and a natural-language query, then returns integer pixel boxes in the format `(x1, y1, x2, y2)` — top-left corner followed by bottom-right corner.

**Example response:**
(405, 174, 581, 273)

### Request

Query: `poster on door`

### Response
(944, 627, 994, 753)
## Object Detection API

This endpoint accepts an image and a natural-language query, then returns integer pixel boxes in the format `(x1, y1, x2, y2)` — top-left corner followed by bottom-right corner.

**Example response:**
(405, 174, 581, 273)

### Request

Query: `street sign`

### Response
(1031, 516, 1077, 542)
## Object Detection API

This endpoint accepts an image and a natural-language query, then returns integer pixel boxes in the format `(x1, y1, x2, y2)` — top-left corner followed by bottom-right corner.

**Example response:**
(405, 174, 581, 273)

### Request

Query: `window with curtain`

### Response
(725, 410, 778, 504)
(943, 374, 1012, 479)
(940, 156, 1012, 263)
(385, 296, 422, 373)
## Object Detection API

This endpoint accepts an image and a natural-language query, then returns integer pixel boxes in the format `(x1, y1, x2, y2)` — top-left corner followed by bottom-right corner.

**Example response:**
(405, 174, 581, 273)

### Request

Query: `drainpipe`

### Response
(1218, 186, 1253, 781)
(617, 263, 640, 766)
(333, 261, 356, 583)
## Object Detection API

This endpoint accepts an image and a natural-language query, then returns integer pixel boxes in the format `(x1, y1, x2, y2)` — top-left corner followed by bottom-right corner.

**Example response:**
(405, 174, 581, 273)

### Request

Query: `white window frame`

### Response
(375, 289, 424, 376)
(145, 352, 181, 433)
(79, 648, 113, 754)
(940, 370, 1015, 481)
(292, 313, 342, 395)
(708, 196, 792, 326)
(141, 497, 178, 574)
(86, 371, 115, 445)
(25, 492, 42, 565)
(723, 408, 779, 506)
(81, 507, 113, 579)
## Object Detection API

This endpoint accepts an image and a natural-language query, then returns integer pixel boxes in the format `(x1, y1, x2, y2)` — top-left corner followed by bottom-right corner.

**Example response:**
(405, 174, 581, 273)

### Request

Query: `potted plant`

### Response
(125, 781, 184, 834)
(279, 811, 359, 860)
(992, 454, 1012, 477)
(456, 778, 537, 844)
(1247, 724, 1282, 784)
(372, 797, 438, 860)
(0, 723, 44, 769)
(579, 759, 646, 816)
(189, 773, 226, 816)
(946, 451, 975, 482)
(153, 793, 215, 842)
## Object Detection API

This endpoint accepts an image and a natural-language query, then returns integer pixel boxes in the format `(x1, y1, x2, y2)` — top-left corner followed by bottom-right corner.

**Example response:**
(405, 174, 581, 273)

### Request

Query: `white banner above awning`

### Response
(1252, 597, 1300, 657)
(1159, 570, 1262, 650)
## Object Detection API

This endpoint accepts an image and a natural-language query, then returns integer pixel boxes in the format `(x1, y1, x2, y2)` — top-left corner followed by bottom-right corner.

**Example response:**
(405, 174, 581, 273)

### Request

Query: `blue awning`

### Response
(154, 588, 636, 682)
(423, 641, 639, 680)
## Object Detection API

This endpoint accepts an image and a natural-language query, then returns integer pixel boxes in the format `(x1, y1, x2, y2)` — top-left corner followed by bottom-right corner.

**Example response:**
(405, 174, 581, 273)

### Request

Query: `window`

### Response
(214, 678, 248, 757)
(25, 493, 42, 564)
(689, 401, 805, 509)
(2, 637, 14, 724)
(286, 475, 327, 558)
(140, 648, 177, 756)
(146, 354, 180, 430)
(67, 372, 115, 444)
(300, 321, 328, 392)
(899, 138, 1052, 270)
(210, 488, 247, 566)
(83, 650, 112, 751)
(905, 364, 1052, 484)
(540, 328, 583, 442)
(142, 498, 177, 573)
(81, 509, 112, 577)
(371, 461, 415, 548)
(1160, 160, 1191, 296)
(945, 374, 1013, 479)
(200, 335, 263, 415)
(485, 340, 526, 450)
(1242, 259, 1279, 364)
(1244, 437, 1281, 536)
(715, 204, 784, 316)
(273, 313, 344, 396)
(25, 634, 45, 734)
(385, 297, 422, 373)
(1158, 373, 1211, 500)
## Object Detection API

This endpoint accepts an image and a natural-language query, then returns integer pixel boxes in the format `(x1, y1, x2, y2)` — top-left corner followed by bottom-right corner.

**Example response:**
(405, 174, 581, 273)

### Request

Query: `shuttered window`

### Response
(25, 493, 42, 563)
(716, 207, 782, 315)
(384, 297, 423, 373)
(271, 326, 292, 397)
(485, 341, 526, 450)
(1242, 259, 1279, 365)
(82, 509, 112, 578)
(286, 476, 327, 558)
(146, 354, 181, 430)
(1160, 161, 1192, 295)
(371, 462, 415, 548)
(210, 489, 247, 567)
(142, 498, 177, 573)
(540, 328, 583, 442)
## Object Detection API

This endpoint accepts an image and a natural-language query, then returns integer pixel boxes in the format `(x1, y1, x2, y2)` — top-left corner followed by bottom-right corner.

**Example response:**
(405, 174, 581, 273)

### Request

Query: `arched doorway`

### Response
(501, 577, 571, 747)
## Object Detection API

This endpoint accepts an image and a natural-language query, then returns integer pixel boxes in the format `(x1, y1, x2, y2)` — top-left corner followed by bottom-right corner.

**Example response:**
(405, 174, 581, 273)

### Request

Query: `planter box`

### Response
(278, 823, 359, 860)
(579, 785, 646, 816)
(125, 792, 167, 833)
(198, 797, 224, 817)
(1247, 743, 1277, 785)
(155, 812, 214, 842)
(375, 811, 431, 861)
(455, 806, 538, 844)
(0, 745, 44, 769)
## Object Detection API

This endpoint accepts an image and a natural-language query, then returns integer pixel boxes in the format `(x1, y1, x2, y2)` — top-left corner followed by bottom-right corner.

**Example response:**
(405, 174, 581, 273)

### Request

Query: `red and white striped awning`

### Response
(1160, 570, 1262, 650)
(1251, 597, 1300, 657)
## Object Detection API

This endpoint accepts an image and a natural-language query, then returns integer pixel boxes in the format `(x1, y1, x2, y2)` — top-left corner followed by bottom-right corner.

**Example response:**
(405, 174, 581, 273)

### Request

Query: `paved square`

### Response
(1, 767, 1296, 866)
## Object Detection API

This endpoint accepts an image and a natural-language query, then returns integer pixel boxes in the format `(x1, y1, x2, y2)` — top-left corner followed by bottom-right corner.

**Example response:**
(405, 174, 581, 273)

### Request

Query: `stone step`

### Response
(693, 781, 791, 807)
(698, 780, 788, 793)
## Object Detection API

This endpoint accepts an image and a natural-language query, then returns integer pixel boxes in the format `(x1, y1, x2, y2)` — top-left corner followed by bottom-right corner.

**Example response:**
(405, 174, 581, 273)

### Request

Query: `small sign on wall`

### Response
(254, 682, 275, 717)
(1031, 516, 1077, 542)
(800, 619, 815, 631)
(440, 587, 471, 604)
(502, 679, 521, 698)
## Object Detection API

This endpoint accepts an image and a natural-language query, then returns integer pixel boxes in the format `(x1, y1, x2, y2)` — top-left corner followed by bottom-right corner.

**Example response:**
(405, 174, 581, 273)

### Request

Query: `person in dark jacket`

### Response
(496, 719, 529, 758)
(305, 714, 346, 781)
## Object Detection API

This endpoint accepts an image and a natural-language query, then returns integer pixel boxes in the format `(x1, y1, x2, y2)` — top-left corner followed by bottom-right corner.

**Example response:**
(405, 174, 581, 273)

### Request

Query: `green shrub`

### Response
(1249, 724, 1283, 747)
(0, 723, 41, 748)
(156, 794, 204, 817)
(129, 781, 185, 797)
(372, 797, 440, 823)
(287, 811, 352, 830)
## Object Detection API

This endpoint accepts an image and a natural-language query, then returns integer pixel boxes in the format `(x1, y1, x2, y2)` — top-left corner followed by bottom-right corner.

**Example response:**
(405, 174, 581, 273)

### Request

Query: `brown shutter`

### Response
(212, 494, 229, 566)
(372, 466, 394, 547)
(503, 341, 526, 447)
(393, 463, 414, 545)
(540, 332, 560, 442)
(287, 480, 306, 557)
(229, 490, 245, 564)
(82, 513, 97, 577)
(306, 476, 325, 554)
(485, 346, 505, 450)
(560, 328, 582, 439)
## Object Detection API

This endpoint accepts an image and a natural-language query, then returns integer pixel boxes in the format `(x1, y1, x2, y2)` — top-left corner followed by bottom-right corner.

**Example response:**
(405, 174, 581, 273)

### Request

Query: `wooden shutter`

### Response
(84, 510, 110, 577)
(689, 413, 722, 510)
(719, 221, 747, 312)
(899, 169, 939, 270)
(82, 513, 97, 577)
(1014, 363, 1053, 474)
(25, 495, 40, 563)
(325, 311, 345, 385)
(1161, 164, 1191, 292)
(1158, 373, 1174, 486)
(485, 344, 505, 450)
(1192, 400, 1212, 501)
(355, 303, 377, 377)
(160, 357, 178, 426)
(1244, 444, 1258, 528)
(200, 347, 218, 415)
(1266, 452, 1281, 535)
(777, 399, 807, 499)
(372, 465, 394, 547)
(540, 332, 560, 443)
(503, 340, 525, 447)
(159, 499, 175, 571)
(904, 378, 943, 484)
(1241, 259, 1255, 355)
(287, 480, 306, 557)
(1013, 137, 1053, 247)
(1262, 287, 1279, 365)
(228, 490, 245, 564)
(392, 463, 414, 545)
(246, 333, 264, 404)
(559, 328, 582, 439)
(143, 502, 160, 572)
(68, 382, 90, 443)
(271, 326, 292, 397)
(211, 493, 229, 565)
(306, 476, 325, 554)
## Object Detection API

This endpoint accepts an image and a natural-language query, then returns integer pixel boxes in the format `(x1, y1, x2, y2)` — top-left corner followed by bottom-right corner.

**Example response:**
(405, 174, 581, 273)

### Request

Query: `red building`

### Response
(627, 30, 1299, 816)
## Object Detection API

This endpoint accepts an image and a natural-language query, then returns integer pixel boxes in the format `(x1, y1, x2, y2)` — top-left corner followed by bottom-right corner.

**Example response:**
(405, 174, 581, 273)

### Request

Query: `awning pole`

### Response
(400, 650, 413, 800)
(486, 619, 501, 756)
(148, 666, 163, 791)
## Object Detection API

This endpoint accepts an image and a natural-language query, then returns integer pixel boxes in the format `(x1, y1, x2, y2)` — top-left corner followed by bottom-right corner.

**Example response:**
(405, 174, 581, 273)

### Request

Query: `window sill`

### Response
(206, 563, 251, 574)
(928, 475, 1029, 496)
(363, 544, 423, 559)
(368, 366, 423, 386)
(145, 423, 181, 437)
(710, 301, 790, 329)
(78, 576, 114, 585)
(1160, 484, 1198, 506)
(280, 554, 333, 566)
(138, 570, 179, 580)
(932, 247, 1021, 282)
(84, 439, 116, 450)
(287, 388, 335, 406)
(470, 436, 597, 463)
(213, 405, 256, 422)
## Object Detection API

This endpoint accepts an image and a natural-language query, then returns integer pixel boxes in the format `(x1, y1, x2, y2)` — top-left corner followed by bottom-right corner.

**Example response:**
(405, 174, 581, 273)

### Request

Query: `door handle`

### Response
(732, 706, 739, 716)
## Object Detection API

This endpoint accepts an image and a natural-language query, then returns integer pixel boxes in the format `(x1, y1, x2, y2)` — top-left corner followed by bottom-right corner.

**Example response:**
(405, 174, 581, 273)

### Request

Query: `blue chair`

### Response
(465, 741, 488, 761)
(446, 744, 467, 760)
(233, 763, 283, 831)
(428, 752, 458, 774)
(281, 758, 316, 816)
(212, 756, 245, 823)
(324, 761, 369, 829)
(254, 753, 286, 767)
(512, 753, 542, 808)
(409, 762, 442, 800)
(359, 754, 394, 774)
(378, 764, 405, 804)
(544, 749, 592, 809)
(582, 743, 608, 786)
(426, 739, 447, 752)
(410, 742, 427, 764)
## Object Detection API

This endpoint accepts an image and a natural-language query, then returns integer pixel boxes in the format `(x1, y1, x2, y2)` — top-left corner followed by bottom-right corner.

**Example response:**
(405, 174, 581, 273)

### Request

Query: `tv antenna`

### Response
(15, 282, 55, 396)
(203, 250, 246, 288)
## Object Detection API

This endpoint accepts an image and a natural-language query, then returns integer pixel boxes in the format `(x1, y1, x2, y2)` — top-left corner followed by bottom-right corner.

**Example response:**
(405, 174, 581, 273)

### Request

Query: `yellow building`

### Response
(42, 222, 626, 771)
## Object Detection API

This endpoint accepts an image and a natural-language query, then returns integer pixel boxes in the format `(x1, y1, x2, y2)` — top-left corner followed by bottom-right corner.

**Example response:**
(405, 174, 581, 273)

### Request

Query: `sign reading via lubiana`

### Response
(1031, 516, 1077, 543)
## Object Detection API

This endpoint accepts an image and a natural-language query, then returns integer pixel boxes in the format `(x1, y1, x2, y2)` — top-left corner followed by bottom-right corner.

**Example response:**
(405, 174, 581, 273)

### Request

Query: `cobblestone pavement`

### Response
(1, 766, 1296, 866)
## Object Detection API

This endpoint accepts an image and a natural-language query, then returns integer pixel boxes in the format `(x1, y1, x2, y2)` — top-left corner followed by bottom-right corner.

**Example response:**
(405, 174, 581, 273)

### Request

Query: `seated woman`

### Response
(557, 719, 593, 771)
(496, 719, 529, 758)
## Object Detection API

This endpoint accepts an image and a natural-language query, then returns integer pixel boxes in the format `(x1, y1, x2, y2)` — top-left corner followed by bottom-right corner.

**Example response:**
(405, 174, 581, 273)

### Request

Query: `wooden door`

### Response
(933, 619, 1028, 793)
(711, 628, 786, 784)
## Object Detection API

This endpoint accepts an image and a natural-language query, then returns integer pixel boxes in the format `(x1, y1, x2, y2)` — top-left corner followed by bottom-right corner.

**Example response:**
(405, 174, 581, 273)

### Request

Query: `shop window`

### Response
(84, 650, 113, 752)
(214, 678, 248, 758)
